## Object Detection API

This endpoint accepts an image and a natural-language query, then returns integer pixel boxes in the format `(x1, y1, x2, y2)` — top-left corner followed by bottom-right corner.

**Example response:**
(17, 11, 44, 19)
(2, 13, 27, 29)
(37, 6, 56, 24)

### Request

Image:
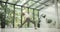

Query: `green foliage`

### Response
(0, 0, 39, 28)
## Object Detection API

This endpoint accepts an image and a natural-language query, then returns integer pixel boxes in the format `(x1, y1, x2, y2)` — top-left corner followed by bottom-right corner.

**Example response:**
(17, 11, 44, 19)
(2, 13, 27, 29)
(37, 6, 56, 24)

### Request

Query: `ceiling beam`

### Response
(38, 7, 45, 11)
(15, 0, 20, 4)
(0, 1, 39, 10)
(35, 0, 49, 9)
(38, 5, 48, 11)
(22, 0, 30, 6)
(6, 0, 8, 2)
(29, 0, 50, 8)
(29, 0, 41, 7)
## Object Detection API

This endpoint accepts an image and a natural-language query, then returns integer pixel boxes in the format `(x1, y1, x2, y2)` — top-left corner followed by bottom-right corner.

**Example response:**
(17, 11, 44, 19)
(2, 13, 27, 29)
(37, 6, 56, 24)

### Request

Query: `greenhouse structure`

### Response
(0, 0, 60, 32)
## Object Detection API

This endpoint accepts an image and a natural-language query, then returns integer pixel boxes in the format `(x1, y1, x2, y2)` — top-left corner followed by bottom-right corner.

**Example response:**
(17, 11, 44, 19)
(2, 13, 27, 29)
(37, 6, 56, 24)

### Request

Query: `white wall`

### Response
(39, 3, 60, 21)
(39, 3, 60, 28)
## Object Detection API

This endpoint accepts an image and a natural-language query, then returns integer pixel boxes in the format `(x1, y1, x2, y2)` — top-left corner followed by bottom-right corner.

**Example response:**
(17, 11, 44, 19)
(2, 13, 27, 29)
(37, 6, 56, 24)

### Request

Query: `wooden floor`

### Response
(0, 28, 60, 32)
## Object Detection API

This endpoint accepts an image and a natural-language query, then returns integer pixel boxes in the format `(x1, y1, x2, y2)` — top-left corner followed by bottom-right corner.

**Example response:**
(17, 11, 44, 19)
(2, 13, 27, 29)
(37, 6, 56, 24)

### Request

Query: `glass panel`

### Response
(14, 6, 21, 28)
(0, 10, 4, 28)
(24, 1, 35, 7)
(34, 10, 39, 27)
(32, 0, 39, 1)
(37, 5, 45, 9)
(29, 9, 34, 28)
(17, 0, 28, 5)
(5, 4, 13, 28)
(21, 7, 28, 28)
(0, 6, 1, 8)
(1, 0, 7, 2)
(8, 0, 17, 4)
(0, 10, 5, 28)
(0, 3, 5, 28)
(45, 0, 53, 5)
(39, 0, 48, 3)
(31, 3, 40, 8)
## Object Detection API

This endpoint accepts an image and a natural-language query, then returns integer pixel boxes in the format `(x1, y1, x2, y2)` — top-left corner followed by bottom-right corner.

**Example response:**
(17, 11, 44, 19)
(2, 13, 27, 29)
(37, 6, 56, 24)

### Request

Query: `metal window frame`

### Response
(35, 0, 49, 9)
(13, 5, 15, 28)
(27, 8, 29, 27)
(0, 1, 39, 10)
(29, 0, 49, 8)
(22, 0, 30, 6)
(29, 0, 41, 7)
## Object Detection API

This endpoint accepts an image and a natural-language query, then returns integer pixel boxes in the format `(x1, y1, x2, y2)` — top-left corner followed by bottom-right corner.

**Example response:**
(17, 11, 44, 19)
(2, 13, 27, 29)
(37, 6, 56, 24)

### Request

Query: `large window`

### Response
(0, 0, 59, 29)
(5, 4, 14, 28)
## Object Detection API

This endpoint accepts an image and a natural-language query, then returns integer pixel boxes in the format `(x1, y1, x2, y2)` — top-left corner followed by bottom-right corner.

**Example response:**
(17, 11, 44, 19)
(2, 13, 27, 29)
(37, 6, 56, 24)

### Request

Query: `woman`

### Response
(21, 10, 36, 29)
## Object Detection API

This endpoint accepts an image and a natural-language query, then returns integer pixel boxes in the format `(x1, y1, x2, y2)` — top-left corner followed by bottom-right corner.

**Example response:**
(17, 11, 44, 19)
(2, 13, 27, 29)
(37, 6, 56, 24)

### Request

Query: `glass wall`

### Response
(0, 3, 5, 28)
(0, 0, 60, 29)
(5, 4, 14, 28)
(0, 3, 39, 28)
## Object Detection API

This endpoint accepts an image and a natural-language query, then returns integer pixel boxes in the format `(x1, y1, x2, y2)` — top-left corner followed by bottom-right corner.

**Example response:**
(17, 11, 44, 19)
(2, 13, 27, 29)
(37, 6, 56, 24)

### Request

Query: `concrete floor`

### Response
(0, 28, 60, 32)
